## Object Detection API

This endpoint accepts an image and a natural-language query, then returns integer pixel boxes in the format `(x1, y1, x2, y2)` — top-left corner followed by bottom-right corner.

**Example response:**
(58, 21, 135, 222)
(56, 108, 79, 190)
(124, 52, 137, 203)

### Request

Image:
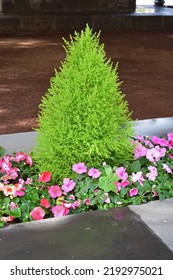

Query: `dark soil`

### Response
(0, 29, 173, 135)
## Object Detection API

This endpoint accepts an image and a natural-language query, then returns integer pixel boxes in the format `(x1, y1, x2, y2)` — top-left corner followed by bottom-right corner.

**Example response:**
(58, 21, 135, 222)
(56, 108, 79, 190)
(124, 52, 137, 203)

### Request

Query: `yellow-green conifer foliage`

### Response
(33, 25, 134, 182)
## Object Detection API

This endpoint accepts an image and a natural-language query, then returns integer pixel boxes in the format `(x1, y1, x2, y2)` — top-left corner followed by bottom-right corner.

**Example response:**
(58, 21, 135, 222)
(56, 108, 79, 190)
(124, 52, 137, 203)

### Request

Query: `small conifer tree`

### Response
(33, 25, 134, 182)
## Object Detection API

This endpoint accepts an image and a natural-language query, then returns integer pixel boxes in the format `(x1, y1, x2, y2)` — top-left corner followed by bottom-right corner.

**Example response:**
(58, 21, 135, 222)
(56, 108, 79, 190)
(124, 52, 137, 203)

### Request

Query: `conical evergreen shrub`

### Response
(33, 25, 134, 182)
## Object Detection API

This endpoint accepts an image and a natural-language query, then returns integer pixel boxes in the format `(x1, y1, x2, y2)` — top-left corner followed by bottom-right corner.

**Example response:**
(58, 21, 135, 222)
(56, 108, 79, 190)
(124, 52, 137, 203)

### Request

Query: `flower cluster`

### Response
(0, 133, 173, 227)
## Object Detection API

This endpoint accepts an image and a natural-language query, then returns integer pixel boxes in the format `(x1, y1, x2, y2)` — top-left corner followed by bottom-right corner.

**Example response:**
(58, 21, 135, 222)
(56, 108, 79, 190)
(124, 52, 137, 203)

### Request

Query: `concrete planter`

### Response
(0, 117, 173, 260)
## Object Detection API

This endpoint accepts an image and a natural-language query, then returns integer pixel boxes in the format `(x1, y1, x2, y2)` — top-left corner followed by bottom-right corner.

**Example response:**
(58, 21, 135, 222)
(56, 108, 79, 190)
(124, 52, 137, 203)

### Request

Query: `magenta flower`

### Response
(151, 135, 169, 146)
(40, 198, 50, 208)
(62, 178, 76, 193)
(146, 166, 158, 181)
(131, 171, 145, 186)
(129, 188, 138, 197)
(162, 163, 172, 174)
(30, 206, 45, 220)
(169, 153, 173, 159)
(52, 205, 69, 217)
(72, 162, 87, 174)
(88, 168, 101, 179)
(38, 171, 51, 183)
(48, 185, 62, 198)
(115, 182, 122, 193)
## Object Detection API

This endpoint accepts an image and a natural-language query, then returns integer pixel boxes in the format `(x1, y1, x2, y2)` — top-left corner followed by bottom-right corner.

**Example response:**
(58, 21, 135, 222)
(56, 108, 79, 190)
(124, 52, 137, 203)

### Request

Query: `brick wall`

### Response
(2, 0, 136, 13)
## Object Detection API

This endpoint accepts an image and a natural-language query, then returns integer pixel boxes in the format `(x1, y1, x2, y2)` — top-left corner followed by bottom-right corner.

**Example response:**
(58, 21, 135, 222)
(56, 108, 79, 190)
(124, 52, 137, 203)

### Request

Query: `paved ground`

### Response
(0, 28, 173, 135)
(0, 198, 173, 260)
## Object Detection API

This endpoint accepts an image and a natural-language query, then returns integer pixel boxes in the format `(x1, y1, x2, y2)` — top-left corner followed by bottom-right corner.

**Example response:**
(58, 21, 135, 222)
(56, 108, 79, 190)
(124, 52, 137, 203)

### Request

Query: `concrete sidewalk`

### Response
(0, 198, 173, 259)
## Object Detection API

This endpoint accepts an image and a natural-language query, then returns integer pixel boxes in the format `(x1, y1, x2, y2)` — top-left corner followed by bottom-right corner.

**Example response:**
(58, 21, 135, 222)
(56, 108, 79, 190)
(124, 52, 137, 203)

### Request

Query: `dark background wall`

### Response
(2, 0, 136, 13)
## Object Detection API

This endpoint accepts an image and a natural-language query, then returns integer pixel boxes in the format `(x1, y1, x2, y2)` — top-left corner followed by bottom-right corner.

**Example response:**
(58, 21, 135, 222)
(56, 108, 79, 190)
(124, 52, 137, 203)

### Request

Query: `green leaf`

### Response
(130, 160, 141, 172)
(0, 221, 5, 227)
(11, 208, 21, 218)
(99, 176, 117, 192)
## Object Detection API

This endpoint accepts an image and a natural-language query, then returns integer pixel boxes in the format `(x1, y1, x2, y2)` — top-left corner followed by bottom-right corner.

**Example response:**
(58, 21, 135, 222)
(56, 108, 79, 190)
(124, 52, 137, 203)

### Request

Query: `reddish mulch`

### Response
(0, 29, 173, 135)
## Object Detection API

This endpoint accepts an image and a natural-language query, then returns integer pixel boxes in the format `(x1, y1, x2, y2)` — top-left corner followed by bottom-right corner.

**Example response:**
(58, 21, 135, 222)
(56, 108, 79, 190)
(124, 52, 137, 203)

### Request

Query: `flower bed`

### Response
(0, 132, 173, 228)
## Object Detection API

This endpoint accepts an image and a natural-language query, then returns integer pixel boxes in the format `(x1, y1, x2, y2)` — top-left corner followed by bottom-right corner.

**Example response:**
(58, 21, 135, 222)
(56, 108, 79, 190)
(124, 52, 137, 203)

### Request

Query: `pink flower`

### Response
(168, 133, 173, 142)
(137, 135, 144, 142)
(9, 167, 19, 180)
(10, 202, 18, 211)
(40, 198, 50, 208)
(84, 198, 90, 205)
(1, 161, 12, 173)
(25, 178, 33, 184)
(151, 135, 169, 146)
(19, 178, 25, 185)
(62, 178, 76, 193)
(25, 155, 33, 166)
(30, 207, 45, 220)
(146, 166, 158, 181)
(52, 205, 69, 217)
(3, 185, 16, 196)
(144, 139, 153, 148)
(88, 168, 101, 179)
(116, 167, 128, 181)
(71, 200, 81, 208)
(121, 180, 130, 187)
(14, 183, 25, 197)
(72, 162, 87, 174)
(38, 171, 51, 183)
(104, 193, 110, 204)
(131, 171, 145, 186)
(146, 146, 166, 162)
(134, 143, 147, 159)
(69, 195, 75, 200)
(1, 216, 14, 222)
(129, 188, 138, 197)
(152, 186, 158, 197)
(15, 152, 26, 162)
(48, 185, 62, 198)
(162, 163, 172, 174)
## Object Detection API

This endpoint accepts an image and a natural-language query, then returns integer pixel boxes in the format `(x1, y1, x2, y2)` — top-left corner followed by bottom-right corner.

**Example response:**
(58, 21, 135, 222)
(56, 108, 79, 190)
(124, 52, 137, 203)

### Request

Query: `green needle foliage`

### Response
(33, 25, 134, 182)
